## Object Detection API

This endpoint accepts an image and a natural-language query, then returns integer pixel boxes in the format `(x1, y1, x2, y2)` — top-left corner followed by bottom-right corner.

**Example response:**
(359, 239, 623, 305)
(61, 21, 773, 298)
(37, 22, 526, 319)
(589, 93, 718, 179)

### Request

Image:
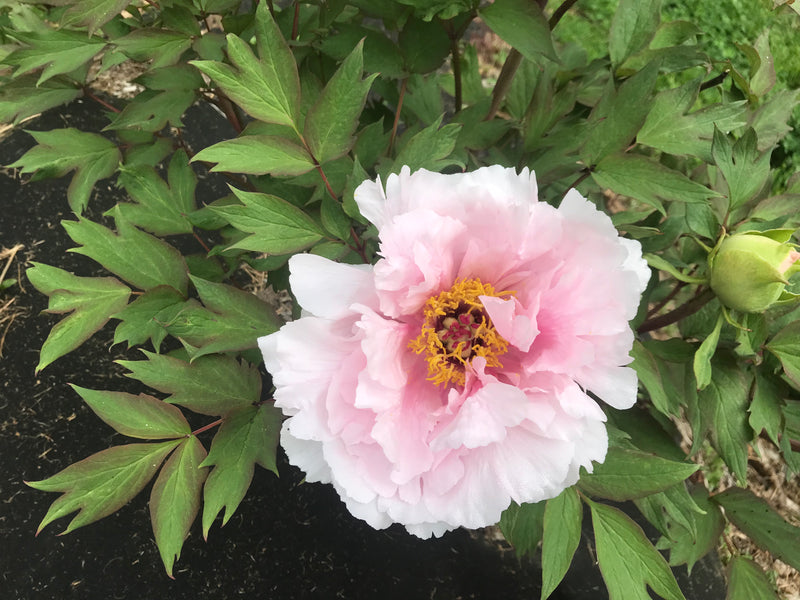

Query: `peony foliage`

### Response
(5, 0, 800, 595)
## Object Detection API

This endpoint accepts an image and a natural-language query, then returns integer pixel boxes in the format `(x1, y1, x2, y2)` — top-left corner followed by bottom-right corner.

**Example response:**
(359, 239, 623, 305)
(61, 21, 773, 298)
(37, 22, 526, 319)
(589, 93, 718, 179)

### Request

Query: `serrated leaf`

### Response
(149, 436, 208, 578)
(62, 209, 189, 295)
(46, 0, 131, 34)
(693, 312, 724, 390)
(639, 78, 747, 162)
(115, 151, 196, 235)
(712, 487, 800, 571)
(27, 263, 130, 373)
(304, 40, 377, 164)
(766, 320, 800, 388)
(593, 154, 720, 214)
(590, 500, 685, 600)
(393, 115, 463, 173)
(193, 135, 314, 176)
(163, 276, 282, 359)
(190, 3, 300, 127)
(0, 75, 82, 124)
(200, 403, 281, 537)
(581, 61, 659, 166)
(112, 286, 184, 350)
(727, 556, 779, 600)
(498, 500, 546, 557)
(578, 447, 698, 501)
(114, 29, 193, 69)
(630, 341, 682, 416)
(26, 440, 180, 535)
(5, 29, 106, 85)
(712, 127, 771, 211)
(119, 351, 261, 416)
(478, 0, 556, 63)
(750, 89, 800, 152)
(609, 0, 661, 66)
(698, 359, 752, 483)
(9, 128, 121, 214)
(541, 487, 582, 600)
(212, 187, 325, 254)
(105, 88, 196, 132)
(749, 374, 784, 444)
(71, 385, 190, 439)
(660, 486, 724, 573)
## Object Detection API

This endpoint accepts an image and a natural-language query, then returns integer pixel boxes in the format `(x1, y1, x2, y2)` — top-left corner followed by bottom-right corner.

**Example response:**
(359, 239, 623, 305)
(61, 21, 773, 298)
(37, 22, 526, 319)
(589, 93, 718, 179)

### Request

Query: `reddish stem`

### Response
(191, 419, 222, 437)
(193, 230, 211, 253)
(388, 78, 408, 155)
(316, 164, 338, 201)
(637, 289, 715, 334)
(84, 88, 120, 113)
(292, 1, 300, 40)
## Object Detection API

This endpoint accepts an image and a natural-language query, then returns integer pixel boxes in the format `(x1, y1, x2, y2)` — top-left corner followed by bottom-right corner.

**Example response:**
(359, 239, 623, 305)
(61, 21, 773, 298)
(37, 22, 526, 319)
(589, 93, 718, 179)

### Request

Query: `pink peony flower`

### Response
(259, 166, 650, 538)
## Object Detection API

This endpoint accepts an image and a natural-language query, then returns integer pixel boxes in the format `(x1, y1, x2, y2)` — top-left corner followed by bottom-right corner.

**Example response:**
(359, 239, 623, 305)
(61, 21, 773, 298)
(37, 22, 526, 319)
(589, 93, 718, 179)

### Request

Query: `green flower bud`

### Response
(709, 230, 800, 313)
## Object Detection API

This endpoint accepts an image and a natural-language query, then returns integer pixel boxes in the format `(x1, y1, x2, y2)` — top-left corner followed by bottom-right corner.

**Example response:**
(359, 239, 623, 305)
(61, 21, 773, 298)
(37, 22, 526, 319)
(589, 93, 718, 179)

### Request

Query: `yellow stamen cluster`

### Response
(409, 278, 511, 387)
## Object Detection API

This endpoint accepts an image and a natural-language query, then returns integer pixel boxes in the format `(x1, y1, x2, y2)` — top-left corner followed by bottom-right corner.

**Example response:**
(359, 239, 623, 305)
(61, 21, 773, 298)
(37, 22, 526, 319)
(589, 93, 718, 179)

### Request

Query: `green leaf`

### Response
(0, 75, 81, 124)
(115, 151, 196, 235)
(630, 341, 682, 416)
(190, 3, 300, 127)
(26, 440, 180, 535)
(163, 276, 282, 359)
(660, 486, 724, 573)
(643, 254, 706, 284)
(540, 487, 582, 600)
(608, 0, 661, 66)
(71, 385, 190, 439)
(581, 61, 660, 166)
(589, 500, 685, 600)
(193, 135, 315, 176)
(119, 351, 261, 416)
(320, 22, 404, 78)
(9, 128, 121, 214)
(26, 263, 131, 373)
(698, 359, 753, 483)
(712, 487, 800, 571)
(712, 127, 771, 212)
(498, 500, 546, 557)
(212, 187, 325, 254)
(47, 0, 131, 34)
(304, 40, 377, 164)
(749, 374, 784, 444)
(114, 29, 193, 69)
(393, 115, 463, 173)
(149, 436, 208, 578)
(5, 29, 106, 85)
(727, 556, 779, 600)
(750, 89, 800, 152)
(693, 312, 724, 390)
(578, 447, 698, 502)
(478, 0, 557, 63)
(766, 320, 800, 388)
(105, 88, 196, 132)
(397, 16, 452, 74)
(112, 286, 184, 351)
(636, 483, 703, 542)
(638, 79, 747, 162)
(200, 403, 281, 538)
(62, 209, 189, 295)
(593, 154, 720, 214)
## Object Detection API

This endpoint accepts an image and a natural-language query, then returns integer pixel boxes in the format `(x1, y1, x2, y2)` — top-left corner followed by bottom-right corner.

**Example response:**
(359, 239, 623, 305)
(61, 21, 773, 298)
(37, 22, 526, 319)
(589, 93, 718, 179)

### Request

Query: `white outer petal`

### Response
(288, 253, 374, 319)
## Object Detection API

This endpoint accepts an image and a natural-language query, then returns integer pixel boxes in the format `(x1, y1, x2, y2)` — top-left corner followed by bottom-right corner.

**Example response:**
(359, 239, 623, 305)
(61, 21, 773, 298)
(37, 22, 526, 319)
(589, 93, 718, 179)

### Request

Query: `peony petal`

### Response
(480, 294, 539, 352)
(353, 174, 387, 229)
(288, 253, 375, 319)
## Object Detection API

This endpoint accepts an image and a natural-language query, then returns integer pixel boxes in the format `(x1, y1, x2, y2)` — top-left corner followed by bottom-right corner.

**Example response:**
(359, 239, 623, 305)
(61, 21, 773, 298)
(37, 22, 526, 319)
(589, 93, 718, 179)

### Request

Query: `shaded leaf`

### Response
(713, 487, 800, 571)
(479, 0, 556, 63)
(27, 263, 130, 373)
(119, 351, 261, 416)
(712, 127, 771, 211)
(578, 447, 698, 502)
(26, 440, 180, 535)
(766, 320, 800, 388)
(727, 556, 779, 600)
(114, 29, 193, 69)
(5, 29, 106, 85)
(149, 436, 208, 577)
(660, 486, 724, 573)
(498, 500, 546, 557)
(9, 128, 120, 214)
(609, 0, 661, 66)
(749, 373, 784, 444)
(71, 385, 190, 439)
(112, 286, 184, 351)
(693, 312, 724, 390)
(200, 403, 281, 537)
(393, 115, 463, 173)
(47, 0, 131, 34)
(0, 75, 81, 125)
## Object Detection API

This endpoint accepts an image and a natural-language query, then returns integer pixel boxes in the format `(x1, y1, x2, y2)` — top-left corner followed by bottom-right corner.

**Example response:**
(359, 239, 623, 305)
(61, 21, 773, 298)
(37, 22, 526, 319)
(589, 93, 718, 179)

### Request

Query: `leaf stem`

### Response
(191, 418, 222, 437)
(443, 20, 463, 112)
(637, 289, 715, 334)
(83, 88, 120, 113)
(291, 1, 300, 40)
(193, 230, 211, 253)
(486, 49, 522, 120)
(549, 0, 579, 28)
(388, 78, 408, 155)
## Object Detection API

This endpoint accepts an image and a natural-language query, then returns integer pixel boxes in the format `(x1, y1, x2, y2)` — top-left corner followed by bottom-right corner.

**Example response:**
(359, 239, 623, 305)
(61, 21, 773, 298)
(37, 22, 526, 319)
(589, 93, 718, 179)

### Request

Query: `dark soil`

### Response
(0, 98, 726, 599)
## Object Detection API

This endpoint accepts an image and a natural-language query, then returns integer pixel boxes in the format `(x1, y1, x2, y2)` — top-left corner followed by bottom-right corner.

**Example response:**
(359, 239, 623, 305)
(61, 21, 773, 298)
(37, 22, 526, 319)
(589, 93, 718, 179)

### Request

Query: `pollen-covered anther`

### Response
(410, 278, 511, 387)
